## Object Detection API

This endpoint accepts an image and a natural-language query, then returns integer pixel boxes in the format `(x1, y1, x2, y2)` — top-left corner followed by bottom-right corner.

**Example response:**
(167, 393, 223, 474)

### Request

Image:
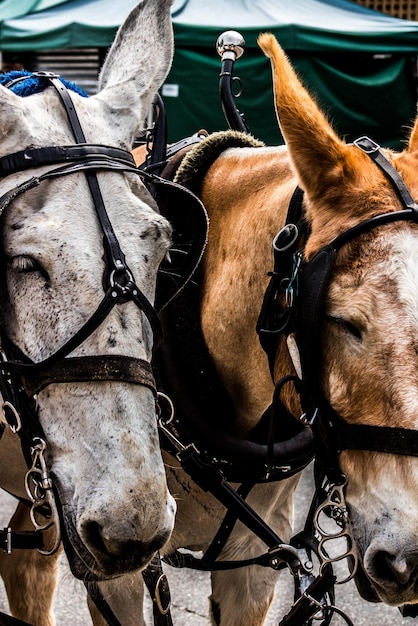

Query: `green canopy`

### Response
(0, 0, 138, 48)
(0, 0, 417, 147)
(167, 0, 418, 147)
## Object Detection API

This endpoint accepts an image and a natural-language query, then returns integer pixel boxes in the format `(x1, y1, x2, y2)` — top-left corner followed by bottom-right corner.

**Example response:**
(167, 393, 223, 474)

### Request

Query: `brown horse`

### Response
(140, 32, 418, 623)
(3, 25, 418, 626)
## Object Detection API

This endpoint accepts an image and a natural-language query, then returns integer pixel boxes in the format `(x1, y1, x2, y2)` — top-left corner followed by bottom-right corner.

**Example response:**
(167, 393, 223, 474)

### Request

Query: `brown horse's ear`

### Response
(258, 33, 358, 204)
(406, 118, 418, 154)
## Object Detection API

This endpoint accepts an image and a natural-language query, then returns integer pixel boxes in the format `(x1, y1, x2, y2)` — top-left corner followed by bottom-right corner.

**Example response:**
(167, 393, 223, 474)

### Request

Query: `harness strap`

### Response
(256, 185, 306, 372)
(173, 444, 310, 575)
(0, 614, 32, 626)
(49, 74, 141, 289)
(84, 582, 122, 626)
(0, 145, 135, 178)
(86, 555, 174, 626)
(0, 528, 43, 552)
(353, 136, 418, 212)
(164, 483, 260, 572)
(199, 482, 255, 565)
(164, 546, 287, 572)
(332, 415, 418, 457)
(1, 282, 159, 376)
(0, 530, 44, 626)
(10, 355, 157, 398)
(142, 554, 173, 626)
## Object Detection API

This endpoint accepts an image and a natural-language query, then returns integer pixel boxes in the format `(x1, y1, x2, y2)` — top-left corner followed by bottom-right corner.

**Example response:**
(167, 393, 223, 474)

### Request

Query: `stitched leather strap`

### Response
(0, 528, 43, 552)
(0, 145, 135, 178)
(10, 355, 157, 397)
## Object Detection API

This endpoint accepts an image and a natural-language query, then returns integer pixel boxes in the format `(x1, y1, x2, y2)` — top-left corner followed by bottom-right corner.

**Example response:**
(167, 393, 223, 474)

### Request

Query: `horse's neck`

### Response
(199, 145, 300, 432)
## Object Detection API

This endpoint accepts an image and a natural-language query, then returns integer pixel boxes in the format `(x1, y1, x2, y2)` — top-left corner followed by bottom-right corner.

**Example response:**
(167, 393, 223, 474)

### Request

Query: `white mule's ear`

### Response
(94, 0, 173, 145)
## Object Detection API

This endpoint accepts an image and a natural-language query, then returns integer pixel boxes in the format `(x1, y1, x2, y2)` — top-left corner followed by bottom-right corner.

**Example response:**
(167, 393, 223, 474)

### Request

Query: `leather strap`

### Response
(84, 582, 122, 626)
(354, 136, 418, 212)
(0, 614, 32, 626)
(142, 554, 173, 626)
(333, 417, 418, 457)
(0, 528, 43, 552)
(0, 145, 135, 178)
(12, 356, 157, 397)
(2, 283, 160, 374)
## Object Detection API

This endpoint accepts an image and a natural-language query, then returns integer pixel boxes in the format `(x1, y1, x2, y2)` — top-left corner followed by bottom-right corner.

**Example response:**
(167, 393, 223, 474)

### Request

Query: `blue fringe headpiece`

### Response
(0, 70, 88, 98)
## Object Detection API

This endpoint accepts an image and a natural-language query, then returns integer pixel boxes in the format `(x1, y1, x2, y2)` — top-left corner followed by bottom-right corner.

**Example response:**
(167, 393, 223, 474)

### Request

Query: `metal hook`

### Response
(25, 437, 61, 555)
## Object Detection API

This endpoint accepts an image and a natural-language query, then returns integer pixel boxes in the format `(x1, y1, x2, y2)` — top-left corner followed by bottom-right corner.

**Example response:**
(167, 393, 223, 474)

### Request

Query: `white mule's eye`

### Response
(10, 255, 49, 281)
(11, 255, 38, 273)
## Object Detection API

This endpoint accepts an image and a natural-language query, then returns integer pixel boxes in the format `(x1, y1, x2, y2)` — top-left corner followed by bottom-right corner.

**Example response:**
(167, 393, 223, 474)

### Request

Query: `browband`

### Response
(0, 144, 136, 178)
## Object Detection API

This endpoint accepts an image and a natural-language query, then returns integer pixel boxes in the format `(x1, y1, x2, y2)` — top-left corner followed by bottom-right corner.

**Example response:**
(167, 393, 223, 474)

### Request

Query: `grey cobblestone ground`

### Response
(0, 466, 413, 625)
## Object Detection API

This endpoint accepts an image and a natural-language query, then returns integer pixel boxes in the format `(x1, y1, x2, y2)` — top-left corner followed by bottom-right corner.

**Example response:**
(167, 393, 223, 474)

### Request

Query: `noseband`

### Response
(0, 72, 163, 450)
(258, 136, 418, 482)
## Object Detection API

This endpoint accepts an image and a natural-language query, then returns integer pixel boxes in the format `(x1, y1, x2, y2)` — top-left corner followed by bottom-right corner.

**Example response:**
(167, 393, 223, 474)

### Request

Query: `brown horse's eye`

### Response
(327, 315, 362, 341)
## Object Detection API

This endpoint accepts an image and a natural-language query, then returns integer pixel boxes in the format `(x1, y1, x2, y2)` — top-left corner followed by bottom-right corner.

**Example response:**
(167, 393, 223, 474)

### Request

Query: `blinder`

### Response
(152, 176, 208, 311)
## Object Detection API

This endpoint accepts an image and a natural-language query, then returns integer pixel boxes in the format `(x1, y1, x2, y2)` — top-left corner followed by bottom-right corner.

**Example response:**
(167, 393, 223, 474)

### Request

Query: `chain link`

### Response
(313, 481, 358, 584)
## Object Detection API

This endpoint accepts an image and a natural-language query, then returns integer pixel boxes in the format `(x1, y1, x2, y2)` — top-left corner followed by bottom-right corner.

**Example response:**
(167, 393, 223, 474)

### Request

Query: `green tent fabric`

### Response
(0, 0, 138, 48)
(0, 0, 75, 21)
(164, 43, 417, 148)
(171, 0, 418, 51)
(167, 0, 418, 147)
(0, 0, 417, 147)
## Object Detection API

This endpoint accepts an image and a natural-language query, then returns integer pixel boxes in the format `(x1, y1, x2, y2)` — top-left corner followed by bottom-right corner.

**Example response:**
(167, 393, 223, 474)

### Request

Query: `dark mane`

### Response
(174, 129, 264, 196)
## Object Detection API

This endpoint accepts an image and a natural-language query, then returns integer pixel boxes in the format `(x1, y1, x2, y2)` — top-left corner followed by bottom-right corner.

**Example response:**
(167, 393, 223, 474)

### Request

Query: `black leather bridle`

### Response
(258, 135, 418, 482)
(0, 72, 165, 450)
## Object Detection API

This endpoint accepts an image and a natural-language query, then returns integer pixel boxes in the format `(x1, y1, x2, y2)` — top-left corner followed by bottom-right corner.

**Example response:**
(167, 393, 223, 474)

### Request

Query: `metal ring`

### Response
(2, 401, 22, 433)
(157, 392, 175, 424)
(154, 573, 171, 615)
(232, 76, 243, 98)
(109, 267, 134, 289)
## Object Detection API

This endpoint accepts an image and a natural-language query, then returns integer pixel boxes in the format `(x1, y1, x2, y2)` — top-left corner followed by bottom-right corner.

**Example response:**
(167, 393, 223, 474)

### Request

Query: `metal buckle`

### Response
(353, 136, 381, 154)
(3, 527, 12, 554)
(32, 71, 60, 79)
